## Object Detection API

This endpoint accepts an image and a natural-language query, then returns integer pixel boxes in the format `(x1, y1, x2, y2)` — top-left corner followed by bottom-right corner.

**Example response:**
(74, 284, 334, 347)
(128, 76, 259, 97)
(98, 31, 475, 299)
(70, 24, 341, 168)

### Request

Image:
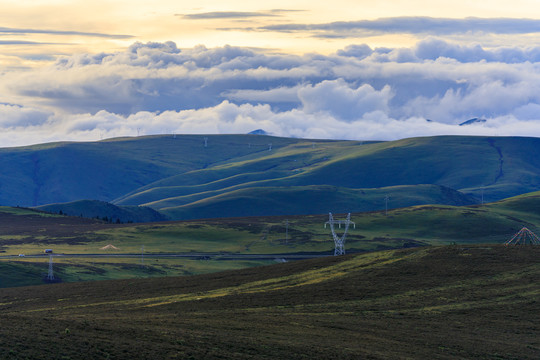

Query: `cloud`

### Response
(400, 80, 540, 122)
(414, 37, 540, 63)
(336, 44, 373, 59)
(0, 40, 65, 45)
(4, 100, 540, 148)
(0, 26, 133, 39)
(223, 86, 302, 104)
(298, 80, 392, 121)
(180, 9, 304, 20)
(0, 104, 52, 127)
(2, 40, 540, 146)
(258, 17, 540, 38)
(180, 11, 281, 19)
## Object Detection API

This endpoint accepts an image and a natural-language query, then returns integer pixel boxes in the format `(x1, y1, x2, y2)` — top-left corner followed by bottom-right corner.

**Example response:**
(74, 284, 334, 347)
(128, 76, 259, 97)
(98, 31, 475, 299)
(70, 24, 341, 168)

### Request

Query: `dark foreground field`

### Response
(0, 245, 538, 360)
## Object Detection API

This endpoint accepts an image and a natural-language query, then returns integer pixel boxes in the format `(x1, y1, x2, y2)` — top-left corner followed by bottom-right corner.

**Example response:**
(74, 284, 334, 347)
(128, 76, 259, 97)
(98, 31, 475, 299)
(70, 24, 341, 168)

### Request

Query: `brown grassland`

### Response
(0, 245, 538, 359)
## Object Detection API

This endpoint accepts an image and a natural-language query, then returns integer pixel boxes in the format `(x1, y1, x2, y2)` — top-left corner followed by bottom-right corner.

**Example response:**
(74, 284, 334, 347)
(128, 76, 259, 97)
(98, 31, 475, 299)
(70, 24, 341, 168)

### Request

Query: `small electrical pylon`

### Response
(384, 195, 389, 216)
(204, 137, 208, 148)
(505, 227, 540, 245)
(481, 187, 484, 205)
(325, 213, 355, 256)
(47, 255, 54, 281)
(285, 219, 289, 244)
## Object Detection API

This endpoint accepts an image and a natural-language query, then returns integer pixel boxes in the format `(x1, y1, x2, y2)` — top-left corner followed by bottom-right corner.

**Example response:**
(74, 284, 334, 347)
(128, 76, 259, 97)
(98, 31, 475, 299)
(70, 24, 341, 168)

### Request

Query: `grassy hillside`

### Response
(113, 135, 540, 219)
(0, 134, 304, 206)
(2, 134, 540, 221)
(42, 184, 476, 222)
(36, 200, 168, 223)
(159, 184, 476, 220)
(0, 245, 537, 359)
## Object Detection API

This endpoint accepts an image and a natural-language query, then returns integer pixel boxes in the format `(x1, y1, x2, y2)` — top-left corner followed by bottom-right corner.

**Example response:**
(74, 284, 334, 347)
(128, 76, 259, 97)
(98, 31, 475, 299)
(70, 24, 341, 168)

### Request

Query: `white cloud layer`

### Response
(3, 39, 540, 146)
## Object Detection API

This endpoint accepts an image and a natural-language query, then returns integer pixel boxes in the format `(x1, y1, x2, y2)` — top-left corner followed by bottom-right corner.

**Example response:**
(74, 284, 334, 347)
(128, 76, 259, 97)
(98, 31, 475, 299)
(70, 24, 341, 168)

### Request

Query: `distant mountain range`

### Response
(2, 134, 540, 221)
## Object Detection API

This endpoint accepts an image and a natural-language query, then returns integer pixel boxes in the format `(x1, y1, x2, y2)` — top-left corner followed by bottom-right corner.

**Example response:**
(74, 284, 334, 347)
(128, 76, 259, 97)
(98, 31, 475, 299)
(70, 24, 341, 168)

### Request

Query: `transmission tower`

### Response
(505, 227, 540, 245)
(325, 213, 355, 255)
(204, 137, 208, 147)
(47, 255, 54, 281)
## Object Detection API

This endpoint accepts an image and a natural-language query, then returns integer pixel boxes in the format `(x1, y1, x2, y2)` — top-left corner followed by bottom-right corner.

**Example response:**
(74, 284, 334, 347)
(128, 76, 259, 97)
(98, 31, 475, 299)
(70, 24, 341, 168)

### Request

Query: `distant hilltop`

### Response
(459, 118, 487, 126)
(248, 129, 270, 135)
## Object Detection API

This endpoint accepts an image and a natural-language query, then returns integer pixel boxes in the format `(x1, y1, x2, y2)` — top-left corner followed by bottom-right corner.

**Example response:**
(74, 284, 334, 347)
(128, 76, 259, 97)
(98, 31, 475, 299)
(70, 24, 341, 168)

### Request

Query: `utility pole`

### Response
(481, 187, 484, 205)
(47, 255, 54, 281)
(285, 219, 289, 244)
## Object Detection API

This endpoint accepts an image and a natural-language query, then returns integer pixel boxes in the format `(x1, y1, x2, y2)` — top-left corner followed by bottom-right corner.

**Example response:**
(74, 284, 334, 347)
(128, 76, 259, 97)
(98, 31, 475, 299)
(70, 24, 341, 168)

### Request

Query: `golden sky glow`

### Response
(3, 0, 540, 65)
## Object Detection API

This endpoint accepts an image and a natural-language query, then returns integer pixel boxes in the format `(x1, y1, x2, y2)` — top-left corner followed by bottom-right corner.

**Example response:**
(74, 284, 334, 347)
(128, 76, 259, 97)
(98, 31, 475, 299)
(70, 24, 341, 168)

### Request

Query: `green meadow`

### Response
(1, 189, 540, 287)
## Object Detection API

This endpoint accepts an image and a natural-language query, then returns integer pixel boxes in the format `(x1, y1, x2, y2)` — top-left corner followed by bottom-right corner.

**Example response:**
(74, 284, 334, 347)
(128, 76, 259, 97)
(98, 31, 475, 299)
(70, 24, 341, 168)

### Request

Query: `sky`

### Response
(3, 1, 540, 146)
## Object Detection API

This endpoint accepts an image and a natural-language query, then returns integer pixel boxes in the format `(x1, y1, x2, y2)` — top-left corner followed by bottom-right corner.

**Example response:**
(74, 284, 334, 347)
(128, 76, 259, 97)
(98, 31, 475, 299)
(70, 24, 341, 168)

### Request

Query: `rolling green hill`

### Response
(35, 200, 168, 223)
(112, 135, 540, 217)
(0, 245, 537, 359)
(158, 184, 476, 220)
(1, 134, 540, 220)
(0, 134, 305, 207)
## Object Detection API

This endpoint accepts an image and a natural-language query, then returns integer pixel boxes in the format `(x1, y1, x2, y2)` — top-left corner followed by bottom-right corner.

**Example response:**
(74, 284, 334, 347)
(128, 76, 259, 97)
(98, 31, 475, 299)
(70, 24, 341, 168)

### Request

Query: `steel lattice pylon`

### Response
(325, 212, 355, 256)
(505, 227, 540, 245)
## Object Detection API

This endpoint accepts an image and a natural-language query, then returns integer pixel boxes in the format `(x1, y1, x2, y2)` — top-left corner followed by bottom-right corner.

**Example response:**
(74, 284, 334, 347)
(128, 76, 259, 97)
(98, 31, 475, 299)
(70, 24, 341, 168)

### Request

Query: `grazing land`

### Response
(2, 189, 540, 287)
(0, 245, 538, 359)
